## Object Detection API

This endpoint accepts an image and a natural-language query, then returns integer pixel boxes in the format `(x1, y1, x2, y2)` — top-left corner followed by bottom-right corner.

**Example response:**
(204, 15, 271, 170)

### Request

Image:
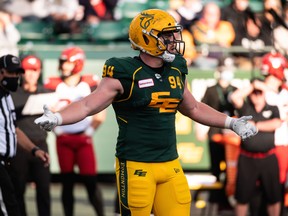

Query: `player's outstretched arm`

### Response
(178, 81, 257, 140)
(34, 77, 123, 131)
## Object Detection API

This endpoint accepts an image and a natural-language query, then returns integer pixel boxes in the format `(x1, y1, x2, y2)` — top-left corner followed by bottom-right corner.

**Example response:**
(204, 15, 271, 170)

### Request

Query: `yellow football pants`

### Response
(115, 158, 191, 216)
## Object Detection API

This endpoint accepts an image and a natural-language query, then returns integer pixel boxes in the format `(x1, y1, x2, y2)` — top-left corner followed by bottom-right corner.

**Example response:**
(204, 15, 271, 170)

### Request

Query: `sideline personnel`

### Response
(0, 54, 49, 216)
(35, 9, 257, 216)
(10, 55, 51, 216)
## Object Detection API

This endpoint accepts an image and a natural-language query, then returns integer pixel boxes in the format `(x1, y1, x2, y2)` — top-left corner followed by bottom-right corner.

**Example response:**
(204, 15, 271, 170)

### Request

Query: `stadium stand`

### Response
(14, 0, 265, 45)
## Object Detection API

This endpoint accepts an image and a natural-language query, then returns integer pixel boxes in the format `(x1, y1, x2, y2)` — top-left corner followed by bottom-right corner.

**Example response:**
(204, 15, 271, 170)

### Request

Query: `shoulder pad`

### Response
(44, 77, 62, 90)
(172, 55, 188, 75)
(81, 74, 100, 87)
(102, 57, 135, 79)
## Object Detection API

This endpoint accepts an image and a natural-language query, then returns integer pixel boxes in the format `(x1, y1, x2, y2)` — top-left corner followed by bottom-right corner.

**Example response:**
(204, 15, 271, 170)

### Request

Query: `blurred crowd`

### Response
(0, 0, 287, 71)
(169, 0, 288, 71)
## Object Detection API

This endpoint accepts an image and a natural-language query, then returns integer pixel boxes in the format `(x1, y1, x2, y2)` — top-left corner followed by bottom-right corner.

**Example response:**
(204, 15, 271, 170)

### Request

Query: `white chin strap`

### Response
(159, 51, 175, 62)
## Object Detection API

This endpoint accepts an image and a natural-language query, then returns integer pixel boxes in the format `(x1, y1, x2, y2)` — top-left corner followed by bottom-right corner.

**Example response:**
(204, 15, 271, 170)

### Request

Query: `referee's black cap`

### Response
(0, 54, 24, 74)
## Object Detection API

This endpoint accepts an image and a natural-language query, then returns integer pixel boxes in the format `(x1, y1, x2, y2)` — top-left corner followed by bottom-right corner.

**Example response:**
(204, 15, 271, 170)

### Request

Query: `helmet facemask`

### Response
(156, 26, 185, 62)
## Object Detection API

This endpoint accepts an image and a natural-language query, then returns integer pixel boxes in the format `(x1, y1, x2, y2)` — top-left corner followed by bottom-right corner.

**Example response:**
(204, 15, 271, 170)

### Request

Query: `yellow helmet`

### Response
(129, 9, 185, 61)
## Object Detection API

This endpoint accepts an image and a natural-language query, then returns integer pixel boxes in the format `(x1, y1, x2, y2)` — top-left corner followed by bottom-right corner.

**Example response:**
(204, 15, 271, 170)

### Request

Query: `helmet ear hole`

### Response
(143, 34, 149, 45)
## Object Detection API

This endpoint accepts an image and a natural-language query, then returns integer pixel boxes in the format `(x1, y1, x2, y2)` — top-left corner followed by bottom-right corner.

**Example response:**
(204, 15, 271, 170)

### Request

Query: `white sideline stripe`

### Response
(0, 187, 8, 216)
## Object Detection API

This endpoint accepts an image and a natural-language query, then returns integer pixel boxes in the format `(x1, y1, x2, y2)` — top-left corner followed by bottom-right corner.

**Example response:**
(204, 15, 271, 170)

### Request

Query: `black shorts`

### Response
(235, 153, 281, 204)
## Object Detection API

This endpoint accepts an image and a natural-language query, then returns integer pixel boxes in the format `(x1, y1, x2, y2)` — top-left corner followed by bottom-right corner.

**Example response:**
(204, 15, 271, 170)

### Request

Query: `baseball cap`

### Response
(21, 55, 42, 71)
(0, 54, 24, 74)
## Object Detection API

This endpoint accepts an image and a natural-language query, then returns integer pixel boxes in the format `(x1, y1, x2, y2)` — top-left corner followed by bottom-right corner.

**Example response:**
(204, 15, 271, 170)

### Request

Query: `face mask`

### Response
(1, 77, 19, 92)
(220, 70, 234, 82)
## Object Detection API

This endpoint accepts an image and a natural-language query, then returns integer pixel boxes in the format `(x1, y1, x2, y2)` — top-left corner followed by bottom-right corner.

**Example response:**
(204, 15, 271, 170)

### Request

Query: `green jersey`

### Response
(102, 55, 188, 162)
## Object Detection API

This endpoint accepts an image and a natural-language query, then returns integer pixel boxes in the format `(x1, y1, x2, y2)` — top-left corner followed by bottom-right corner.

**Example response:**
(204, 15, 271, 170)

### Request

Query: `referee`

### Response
(0, 54, 49, 216)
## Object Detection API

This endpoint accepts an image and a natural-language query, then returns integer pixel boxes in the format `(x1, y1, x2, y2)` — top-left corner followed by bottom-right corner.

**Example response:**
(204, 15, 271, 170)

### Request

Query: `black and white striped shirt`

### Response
(0, 88, 17, 158)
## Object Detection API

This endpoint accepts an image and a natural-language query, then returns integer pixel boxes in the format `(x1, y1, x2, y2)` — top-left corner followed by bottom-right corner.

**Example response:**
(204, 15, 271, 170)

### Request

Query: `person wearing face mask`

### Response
(0, 54, 50, 216)
(8, 55, 51, 216)
(195, 56, 238, 214)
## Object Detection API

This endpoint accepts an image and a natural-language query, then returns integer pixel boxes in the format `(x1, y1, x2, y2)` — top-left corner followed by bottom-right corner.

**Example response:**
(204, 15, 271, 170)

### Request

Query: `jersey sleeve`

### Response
(102, 57, 131, 80)
(171, 55, 188, 75)
(102, 57, 134, 100)
(178, 55, 189, 75)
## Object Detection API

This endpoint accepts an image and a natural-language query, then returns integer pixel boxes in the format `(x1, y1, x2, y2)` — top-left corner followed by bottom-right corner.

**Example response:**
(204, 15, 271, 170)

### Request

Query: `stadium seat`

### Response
(114, 0, 150, 21)
(148, 0, 170, 10)
(16, 21, 53, 43)
(50, 23, 89, 44)
(86, 21, 129, 43)
(249, 0, 264, 13)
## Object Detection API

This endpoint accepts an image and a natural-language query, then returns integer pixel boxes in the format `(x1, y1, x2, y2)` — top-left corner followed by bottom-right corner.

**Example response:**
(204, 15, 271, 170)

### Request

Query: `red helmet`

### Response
(59, 47, 85, 75)
(261, 52, 287, 81)
(21, 55, 42, 71)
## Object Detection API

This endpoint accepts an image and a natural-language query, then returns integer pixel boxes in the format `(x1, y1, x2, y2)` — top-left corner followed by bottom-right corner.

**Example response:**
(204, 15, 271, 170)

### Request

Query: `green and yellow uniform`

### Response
(102, 55, 191, 215)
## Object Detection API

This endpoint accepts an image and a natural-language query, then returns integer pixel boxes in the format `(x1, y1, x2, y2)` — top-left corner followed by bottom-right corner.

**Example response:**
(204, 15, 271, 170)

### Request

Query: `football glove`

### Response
(226, 116, 258, 141)
(34, 105, 62, 131)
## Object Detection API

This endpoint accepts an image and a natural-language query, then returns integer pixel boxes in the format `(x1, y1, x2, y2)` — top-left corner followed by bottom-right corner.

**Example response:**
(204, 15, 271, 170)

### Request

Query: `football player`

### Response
(35, 9, 257, 216)
(44, 46, 106, 216)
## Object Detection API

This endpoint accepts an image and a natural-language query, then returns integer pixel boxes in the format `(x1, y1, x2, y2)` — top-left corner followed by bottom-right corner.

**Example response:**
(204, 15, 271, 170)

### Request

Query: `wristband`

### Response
(31, 146, 41, 156)
(55, 112, 63, 125)
(224, 116, 235, 129)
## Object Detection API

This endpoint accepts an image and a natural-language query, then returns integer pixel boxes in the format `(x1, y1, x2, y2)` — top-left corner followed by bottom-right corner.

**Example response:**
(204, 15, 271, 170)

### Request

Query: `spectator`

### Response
(258, 0, 284, 48)
(103, 0, 118, 19)
(168, 0, 202, 31)
(232, 15, 271, 71)
(44, 46, 105, 216)
(1, 0, 51, 21)
(3, 0, 85, 34)
(0, 54, 49, 216)
(35, 9, 257, 216)
(221, 0, 253, 46)
(220, 0, 267, 70)
(0, 10, 21, 57)
(195, 56, 237, 214)
(79, 0, 117, 25)
(190, 2, 235, 69)
(9, 55, 51, 216)
(49, 0, 84, 35)
(272, 3, 288, 56)
(230, 78, 282, 216)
